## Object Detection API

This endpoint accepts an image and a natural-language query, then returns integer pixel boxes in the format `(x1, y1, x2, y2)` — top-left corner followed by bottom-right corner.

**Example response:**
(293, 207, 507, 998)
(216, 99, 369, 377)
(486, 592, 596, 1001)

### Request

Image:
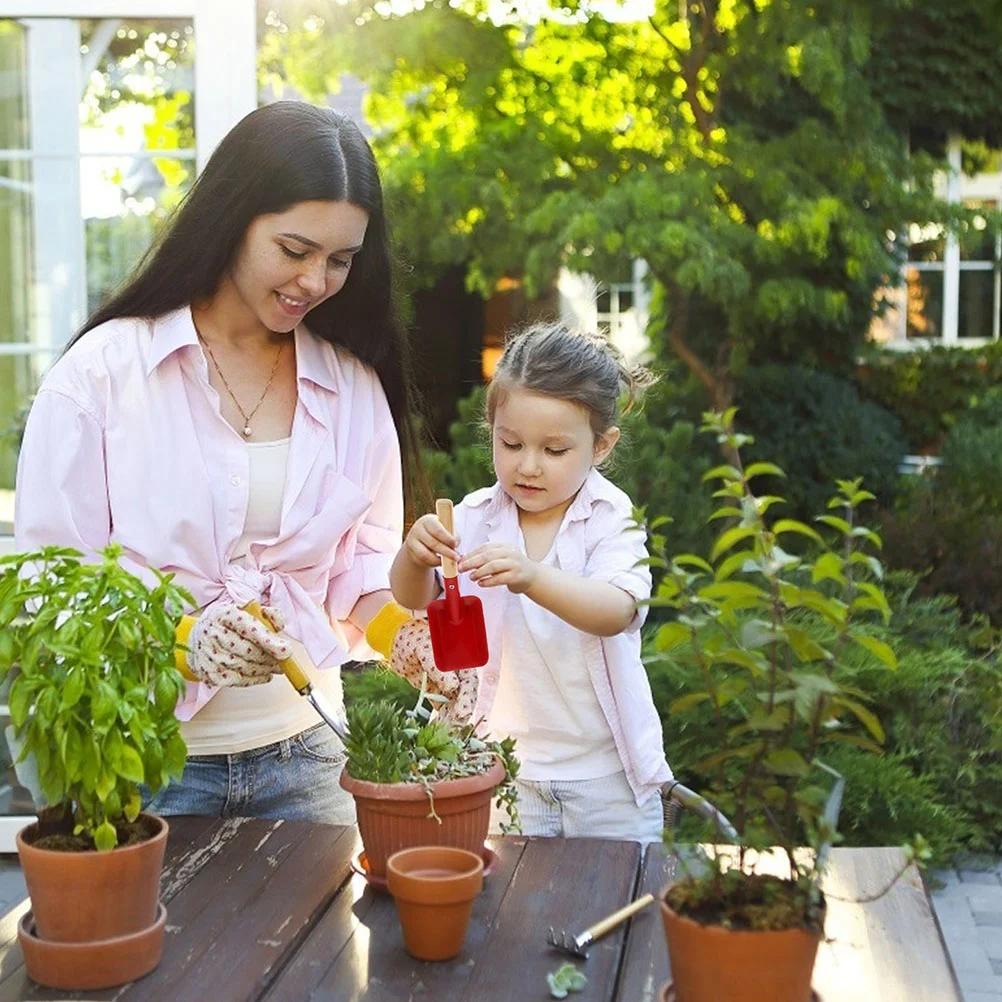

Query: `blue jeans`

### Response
(142, 723, 356, 826)
(490, 771, 663, 842)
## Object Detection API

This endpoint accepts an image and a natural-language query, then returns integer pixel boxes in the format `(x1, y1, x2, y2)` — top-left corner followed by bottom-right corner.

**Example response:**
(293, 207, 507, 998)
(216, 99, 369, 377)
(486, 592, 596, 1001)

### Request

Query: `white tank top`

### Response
(182, 437, 344, 755)
(486, 533, 621, 781)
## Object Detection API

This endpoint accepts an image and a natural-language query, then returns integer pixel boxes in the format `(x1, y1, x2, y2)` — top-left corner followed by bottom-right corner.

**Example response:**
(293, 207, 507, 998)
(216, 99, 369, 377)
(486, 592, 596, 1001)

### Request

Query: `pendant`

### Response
(243, 426, 252, 438)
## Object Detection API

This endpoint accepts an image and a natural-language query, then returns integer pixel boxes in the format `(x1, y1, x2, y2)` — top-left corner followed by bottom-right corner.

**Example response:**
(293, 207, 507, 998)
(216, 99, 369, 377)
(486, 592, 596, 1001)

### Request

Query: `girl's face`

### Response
(492, 388, 619, 520)
(228, 200, 370, 333)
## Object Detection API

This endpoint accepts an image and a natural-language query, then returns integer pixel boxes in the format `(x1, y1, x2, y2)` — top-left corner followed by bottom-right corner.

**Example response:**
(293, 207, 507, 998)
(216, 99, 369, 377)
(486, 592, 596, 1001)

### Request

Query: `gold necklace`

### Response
(197, 331, 284, 438)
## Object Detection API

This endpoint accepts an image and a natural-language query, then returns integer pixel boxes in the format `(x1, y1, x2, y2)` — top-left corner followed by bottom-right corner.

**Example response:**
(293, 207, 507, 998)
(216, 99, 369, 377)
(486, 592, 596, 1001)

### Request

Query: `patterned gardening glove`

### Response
(183, 604, 292, 687)
(366, 602, 479, 726)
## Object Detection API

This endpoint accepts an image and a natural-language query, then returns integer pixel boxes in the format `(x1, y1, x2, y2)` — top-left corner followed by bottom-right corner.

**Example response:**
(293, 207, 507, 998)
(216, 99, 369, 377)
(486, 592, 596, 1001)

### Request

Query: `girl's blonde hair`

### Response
(485, 322, 655, 434)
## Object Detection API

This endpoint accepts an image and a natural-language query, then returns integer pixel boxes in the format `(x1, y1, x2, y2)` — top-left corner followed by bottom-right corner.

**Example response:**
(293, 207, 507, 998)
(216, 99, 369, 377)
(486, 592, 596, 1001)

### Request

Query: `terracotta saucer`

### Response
(659, 984, 821, 1001)
(19, 901, 166, 990)
(352, 847, 498, 890)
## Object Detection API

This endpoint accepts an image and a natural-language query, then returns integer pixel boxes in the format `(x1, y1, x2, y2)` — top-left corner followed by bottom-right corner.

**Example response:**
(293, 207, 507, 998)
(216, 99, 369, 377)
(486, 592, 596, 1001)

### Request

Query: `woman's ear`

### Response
(593, 426, 620, 465)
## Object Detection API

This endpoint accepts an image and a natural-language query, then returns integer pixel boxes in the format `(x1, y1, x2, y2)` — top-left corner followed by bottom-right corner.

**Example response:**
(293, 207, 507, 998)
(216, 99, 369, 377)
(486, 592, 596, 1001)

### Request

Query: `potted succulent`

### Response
(0, 544, 189, 990)
(648, 411, 903, 1002)
(339, 683, 520, 883)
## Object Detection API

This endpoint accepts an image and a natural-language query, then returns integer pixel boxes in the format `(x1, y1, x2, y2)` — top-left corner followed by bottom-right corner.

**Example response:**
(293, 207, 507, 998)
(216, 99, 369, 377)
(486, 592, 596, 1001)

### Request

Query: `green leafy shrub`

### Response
(648, 569, 1002, 867)
(856, 343, 1002, 452)
(0, 546, 190, 850)
(936, 400, 1002, 516)
(879, 478, 1002, 625)
(735, 365, 907, 523)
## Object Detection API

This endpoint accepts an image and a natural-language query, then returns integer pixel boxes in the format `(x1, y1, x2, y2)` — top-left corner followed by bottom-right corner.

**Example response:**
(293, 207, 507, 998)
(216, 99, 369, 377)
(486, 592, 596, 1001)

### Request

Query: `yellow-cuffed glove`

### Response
(365, 601, 479, 725)
(175, 615, 198, 682)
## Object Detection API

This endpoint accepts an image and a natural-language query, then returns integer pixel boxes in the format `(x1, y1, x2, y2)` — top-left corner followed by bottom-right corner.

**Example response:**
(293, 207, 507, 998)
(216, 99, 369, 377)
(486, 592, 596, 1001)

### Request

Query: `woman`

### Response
(15, 101, 421, 824)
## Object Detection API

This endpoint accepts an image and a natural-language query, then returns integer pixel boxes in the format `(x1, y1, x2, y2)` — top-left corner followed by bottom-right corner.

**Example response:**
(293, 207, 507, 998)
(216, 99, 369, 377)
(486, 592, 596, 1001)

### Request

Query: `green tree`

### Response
(260, 0, 978, 408)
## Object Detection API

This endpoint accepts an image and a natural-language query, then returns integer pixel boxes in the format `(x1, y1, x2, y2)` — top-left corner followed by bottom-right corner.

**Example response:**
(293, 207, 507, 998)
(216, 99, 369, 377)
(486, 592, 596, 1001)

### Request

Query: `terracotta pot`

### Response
(17, 813, 168, 943)
(340, 757, 505, 879)
(659, 888, 822, 1002)
(18, 902, 167, 990)
(387, 846, 484, 961)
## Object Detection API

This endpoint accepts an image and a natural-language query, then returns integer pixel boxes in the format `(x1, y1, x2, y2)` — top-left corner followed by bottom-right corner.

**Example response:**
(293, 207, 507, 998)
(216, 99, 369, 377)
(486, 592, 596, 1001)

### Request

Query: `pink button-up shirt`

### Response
(15, 307, 403, 719)
(451, 469, 673, 805)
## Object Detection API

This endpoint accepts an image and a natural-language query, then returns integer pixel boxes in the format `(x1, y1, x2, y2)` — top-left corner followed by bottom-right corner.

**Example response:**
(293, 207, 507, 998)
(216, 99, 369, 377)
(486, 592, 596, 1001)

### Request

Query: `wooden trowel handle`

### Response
(436, 498, 458, 578)
(243, 601, 312, 694)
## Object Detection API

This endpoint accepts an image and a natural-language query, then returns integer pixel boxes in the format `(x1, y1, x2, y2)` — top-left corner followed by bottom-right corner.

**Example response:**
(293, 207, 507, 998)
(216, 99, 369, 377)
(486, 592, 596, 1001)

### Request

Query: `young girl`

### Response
(388, 323, 672, 841)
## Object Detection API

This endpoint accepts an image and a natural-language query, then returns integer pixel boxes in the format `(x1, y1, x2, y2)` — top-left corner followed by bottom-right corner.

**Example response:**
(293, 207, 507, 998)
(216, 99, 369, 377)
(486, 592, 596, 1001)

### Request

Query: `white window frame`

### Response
(881, 134, 1002, 350)
(0, 0, 256, 849)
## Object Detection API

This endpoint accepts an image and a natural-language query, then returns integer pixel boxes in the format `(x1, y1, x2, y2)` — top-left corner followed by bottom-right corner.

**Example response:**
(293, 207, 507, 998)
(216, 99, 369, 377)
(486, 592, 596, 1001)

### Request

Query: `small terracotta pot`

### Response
(17, 814, 168, 943)
(659, 888, 822, 1002)
(387, 846, 484, 961)
(340, 757, 505, 878)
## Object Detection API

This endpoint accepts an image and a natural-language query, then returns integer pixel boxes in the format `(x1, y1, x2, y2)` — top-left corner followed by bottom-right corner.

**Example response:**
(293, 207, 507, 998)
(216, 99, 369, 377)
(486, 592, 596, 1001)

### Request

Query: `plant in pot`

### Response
(647, 411, 904, 1002)
(0, 544, 189, 990)
(339, 681, 520, 886)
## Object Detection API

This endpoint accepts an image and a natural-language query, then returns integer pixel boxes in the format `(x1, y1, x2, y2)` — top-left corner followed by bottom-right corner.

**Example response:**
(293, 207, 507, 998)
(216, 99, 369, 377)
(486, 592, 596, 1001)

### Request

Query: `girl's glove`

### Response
(182, 604, 292, 687)
(366, 603, 479, 725)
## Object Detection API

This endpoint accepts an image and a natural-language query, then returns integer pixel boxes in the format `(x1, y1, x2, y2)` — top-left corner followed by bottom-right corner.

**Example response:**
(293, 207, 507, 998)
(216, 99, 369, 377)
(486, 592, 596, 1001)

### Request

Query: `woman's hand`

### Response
(459, 543, 538, 594)
(402, 513, 460, 569)
(185, 604, 292, 687)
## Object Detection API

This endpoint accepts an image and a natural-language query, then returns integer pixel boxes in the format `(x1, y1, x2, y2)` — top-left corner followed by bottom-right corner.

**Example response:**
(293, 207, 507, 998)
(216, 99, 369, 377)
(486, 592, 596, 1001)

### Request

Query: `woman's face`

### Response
(229, 200, 370, 333)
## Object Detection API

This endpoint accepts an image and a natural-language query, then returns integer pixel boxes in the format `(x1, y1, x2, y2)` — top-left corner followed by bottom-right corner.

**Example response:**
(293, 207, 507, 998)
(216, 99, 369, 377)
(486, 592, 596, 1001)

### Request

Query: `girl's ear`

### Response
(593, 426, 620, 465)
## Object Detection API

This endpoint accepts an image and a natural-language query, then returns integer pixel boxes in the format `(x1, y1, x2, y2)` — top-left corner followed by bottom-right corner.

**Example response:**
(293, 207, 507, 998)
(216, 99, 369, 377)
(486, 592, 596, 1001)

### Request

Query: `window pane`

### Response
(0, 21, 29, 150)
(618, 287, 634, 312)
(80, 20, 195, 154)
(596, 289, 611, 313)
(959, 269, 998, 340)
(907, 223, 945, 264)
(0, 160, 33, 346)
(906, 267, 944, 339)
(83, 155, 192, 313)
(0, 353, 42, 493)
(960, 199, 999, 262)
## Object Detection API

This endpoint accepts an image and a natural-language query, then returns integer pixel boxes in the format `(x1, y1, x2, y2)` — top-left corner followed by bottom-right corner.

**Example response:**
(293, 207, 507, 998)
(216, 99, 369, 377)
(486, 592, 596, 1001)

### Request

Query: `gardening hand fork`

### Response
(547, 893, 654, 959)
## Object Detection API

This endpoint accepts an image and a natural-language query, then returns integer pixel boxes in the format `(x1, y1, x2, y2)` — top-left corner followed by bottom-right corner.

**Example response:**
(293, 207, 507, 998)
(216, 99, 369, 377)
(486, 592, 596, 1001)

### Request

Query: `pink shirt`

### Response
(451, 469, 673, 805)
(15, 307, 403, 720)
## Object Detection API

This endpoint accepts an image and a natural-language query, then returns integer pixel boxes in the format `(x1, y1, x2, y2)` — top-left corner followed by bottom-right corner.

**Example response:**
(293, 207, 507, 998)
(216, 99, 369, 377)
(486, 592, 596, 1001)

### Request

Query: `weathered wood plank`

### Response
(259, 835, 525, 1002)
(458, 837, 641, 1002)
(0, 818, 354, 1002)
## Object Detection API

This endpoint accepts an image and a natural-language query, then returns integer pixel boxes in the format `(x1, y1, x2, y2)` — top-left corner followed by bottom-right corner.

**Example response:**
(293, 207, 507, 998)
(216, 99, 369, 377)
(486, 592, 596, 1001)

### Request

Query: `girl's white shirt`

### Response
(453, 468, 673, 805)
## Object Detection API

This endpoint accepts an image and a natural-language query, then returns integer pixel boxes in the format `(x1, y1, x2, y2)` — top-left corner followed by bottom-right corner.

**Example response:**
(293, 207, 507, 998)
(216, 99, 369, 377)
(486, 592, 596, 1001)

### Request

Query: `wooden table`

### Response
(0, 817, 962, 1001)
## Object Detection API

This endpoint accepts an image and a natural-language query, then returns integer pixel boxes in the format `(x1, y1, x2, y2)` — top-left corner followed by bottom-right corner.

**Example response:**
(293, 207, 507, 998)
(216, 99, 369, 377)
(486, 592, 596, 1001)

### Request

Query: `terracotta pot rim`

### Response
(340, 756, 505, 801)
(659, 885, 825, 938)
(387, 847, 485, 905)
(16, 813, 168, 858)
(388, 846, 485, 881)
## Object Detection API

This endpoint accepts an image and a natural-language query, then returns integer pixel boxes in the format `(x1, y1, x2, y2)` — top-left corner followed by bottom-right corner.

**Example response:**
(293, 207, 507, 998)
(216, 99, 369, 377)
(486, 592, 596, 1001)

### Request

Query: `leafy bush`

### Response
(648, 568, 1002, 867)
(856, 343, 1002, 452)
(735, 365, 907, 522)
(0, 546, 189, 850)
(879, 478, 1002, 626)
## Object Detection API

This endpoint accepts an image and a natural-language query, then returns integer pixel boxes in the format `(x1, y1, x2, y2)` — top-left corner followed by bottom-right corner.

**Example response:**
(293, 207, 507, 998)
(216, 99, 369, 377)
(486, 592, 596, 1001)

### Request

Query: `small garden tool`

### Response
(547, 893, 654, 959)
(244, 601, 349, 742)
(426, 498, 489, 672)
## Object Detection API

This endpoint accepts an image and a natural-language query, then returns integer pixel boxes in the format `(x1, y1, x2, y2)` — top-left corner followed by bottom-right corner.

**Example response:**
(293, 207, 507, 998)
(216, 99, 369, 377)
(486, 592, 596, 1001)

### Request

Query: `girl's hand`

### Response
(459, 543, 538, 594)
(403, 513, 460, 569)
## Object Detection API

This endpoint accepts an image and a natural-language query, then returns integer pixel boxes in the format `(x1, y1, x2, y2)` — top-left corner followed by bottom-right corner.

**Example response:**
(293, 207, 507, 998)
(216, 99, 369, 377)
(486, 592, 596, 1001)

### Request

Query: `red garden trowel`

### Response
(427, 498, 489, 672)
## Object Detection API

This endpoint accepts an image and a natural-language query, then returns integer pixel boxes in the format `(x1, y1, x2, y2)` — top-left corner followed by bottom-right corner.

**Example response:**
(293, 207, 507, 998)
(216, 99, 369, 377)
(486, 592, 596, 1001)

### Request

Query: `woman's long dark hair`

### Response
(73, 100, 424, 511)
